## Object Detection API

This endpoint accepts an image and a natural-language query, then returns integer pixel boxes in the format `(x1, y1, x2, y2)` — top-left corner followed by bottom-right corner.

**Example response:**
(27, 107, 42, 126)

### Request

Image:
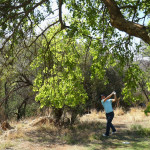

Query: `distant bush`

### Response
(25, 102, 40, 117)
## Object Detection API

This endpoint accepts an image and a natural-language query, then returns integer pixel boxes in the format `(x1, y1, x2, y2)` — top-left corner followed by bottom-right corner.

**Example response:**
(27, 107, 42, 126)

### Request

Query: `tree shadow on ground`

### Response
(25, 121, 105, 145)
(92, 124, 150, 150)
(25, 121, 150, 149)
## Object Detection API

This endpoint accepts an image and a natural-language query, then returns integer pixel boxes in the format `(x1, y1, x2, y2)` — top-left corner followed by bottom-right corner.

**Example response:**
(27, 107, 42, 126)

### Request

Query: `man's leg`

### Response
(105, 112, 116, 136)
(105, 114, 112, 136)
(110, 112, 116, 132)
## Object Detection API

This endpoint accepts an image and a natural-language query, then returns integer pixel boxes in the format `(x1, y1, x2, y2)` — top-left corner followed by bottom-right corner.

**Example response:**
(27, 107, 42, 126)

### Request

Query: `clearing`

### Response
(0, 107, 150, 150)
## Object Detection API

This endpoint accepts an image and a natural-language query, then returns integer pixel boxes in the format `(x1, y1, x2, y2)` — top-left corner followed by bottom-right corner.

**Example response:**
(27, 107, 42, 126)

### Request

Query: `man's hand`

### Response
(112, 91, 117, 102)
(113, 91, 116, 95)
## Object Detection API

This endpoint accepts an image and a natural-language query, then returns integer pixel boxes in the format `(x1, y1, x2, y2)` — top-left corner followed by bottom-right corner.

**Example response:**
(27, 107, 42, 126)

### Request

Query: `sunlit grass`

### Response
(114, 107, 125, 116)
(6, 129, 26, 140)
(0, 141, 14, 150)
(131, 125, 150, 137)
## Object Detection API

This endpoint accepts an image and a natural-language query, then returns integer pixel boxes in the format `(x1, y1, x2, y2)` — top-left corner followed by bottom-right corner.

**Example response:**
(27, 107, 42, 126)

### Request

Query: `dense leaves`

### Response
(31, 27, 88, 108)
(0, 0, 150, 118)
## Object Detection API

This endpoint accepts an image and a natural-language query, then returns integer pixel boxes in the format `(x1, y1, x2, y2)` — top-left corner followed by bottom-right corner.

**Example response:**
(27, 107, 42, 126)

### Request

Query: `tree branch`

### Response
(0, 0, 50, 51)
(0, 85, 29, 108)
(59, 0, 65, 29)
(102, 0, 150, 44)
(28, 20, 59, 47)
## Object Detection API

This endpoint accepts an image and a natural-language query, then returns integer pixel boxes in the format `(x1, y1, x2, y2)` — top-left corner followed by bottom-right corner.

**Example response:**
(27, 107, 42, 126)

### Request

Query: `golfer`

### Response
(101, 92, 117, 137)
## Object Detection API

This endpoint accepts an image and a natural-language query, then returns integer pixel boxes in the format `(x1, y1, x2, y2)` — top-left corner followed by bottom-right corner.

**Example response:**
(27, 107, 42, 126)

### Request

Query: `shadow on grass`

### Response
(25, 121, 150, 150)
(25, 121, 105, 145)
(97, 127, 150, 150)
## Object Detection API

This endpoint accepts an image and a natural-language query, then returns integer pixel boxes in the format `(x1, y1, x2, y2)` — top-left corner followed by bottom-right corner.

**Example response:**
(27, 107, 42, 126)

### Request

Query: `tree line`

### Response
(0, 0, 149, 124)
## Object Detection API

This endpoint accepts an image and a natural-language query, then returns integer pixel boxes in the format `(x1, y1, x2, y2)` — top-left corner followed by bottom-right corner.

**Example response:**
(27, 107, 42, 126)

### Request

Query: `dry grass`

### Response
(0, 107, 150, 150)
(80, 107, 126, 121)
(48, 145, 88, 150)
(0, 140, 15, 150)
(114, 107, 125, 116)
(6, 129, 26, 140)
(2, 118, 34, 140)
(80, 109, 100, 122)
(80, 107, 150, 130)
(123, 107, 147, 123)
(0, 129, 3, 135)
(35, 121, 58, 133)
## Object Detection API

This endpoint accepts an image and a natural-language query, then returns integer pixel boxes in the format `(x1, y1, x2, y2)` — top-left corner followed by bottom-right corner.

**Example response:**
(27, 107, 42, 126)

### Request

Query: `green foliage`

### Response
(35, 69, 87, 108)
(25, 102, 40, 117)
(144, 102, 150, 115)
(90, 46, 107, 80)
(0, 0, 150, 117)
(32, 27, 88, 109)
(146, 82, 150, 92)
(31, 24, 149, 109)
(122, 64, 143, 103)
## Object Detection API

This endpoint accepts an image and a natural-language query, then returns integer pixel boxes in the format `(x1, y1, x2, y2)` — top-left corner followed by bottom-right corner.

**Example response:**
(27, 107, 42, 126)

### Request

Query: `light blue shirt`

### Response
(101, 99, 113, 113)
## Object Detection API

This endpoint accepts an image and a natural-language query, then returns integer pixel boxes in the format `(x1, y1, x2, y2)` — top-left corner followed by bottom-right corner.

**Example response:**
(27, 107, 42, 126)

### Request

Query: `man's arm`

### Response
(103, 92, 114, 102)
(112, 93, 117, 102)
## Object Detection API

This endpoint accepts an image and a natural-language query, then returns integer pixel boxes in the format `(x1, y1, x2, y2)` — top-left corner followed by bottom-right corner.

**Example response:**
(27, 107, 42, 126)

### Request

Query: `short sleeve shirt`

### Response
(101, 99, 113, 113)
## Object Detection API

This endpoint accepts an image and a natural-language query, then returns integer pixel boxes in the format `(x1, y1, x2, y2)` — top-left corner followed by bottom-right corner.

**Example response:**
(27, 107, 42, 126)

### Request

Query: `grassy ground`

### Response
(0, 107, 150, 150)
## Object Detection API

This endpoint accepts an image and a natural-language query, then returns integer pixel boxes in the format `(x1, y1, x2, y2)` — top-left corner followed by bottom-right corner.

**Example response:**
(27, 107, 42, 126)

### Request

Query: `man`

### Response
(101, 91, 117, 137)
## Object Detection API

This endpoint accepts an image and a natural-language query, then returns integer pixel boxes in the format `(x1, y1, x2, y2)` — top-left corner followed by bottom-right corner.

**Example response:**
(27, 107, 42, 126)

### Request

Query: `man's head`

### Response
(101, 94, 105, 100)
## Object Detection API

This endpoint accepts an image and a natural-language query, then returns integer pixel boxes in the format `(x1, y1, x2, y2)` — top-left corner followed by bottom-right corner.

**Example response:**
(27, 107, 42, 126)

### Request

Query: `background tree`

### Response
(0, 38, 40, 121)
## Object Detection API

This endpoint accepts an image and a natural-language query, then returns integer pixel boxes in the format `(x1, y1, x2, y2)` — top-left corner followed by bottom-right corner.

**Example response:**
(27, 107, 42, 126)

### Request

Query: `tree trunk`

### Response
(53, 108, 63, 123)
(17, 97, 29, 121)
(4, 82, 8, 120)
(139, 81, 150, 102)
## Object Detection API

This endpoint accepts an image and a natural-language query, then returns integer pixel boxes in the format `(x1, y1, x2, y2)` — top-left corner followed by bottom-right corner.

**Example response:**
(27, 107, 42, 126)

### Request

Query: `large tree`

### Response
(0, 0, 149, 52)
(0, 0, 150, 117)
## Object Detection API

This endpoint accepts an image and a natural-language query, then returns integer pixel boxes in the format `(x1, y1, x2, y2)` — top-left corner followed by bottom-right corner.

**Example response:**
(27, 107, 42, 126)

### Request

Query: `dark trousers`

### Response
(105, 111, 116, 136)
